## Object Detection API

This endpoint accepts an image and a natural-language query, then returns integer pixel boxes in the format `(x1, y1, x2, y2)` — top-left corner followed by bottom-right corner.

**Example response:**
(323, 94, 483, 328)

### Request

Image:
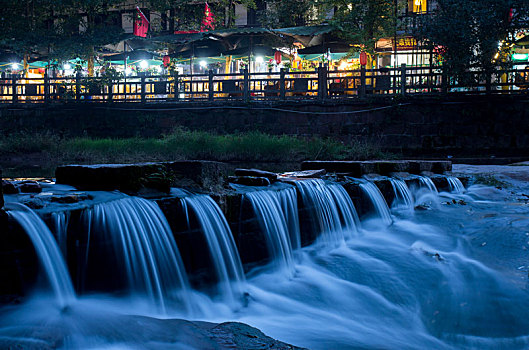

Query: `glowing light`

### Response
(200, 60, 208, 68)
(11, 63, 19, 70)
(64, 63, 72, 70)
(156, 65, 163, 73)
(139, 60, 149, 69)
(255, 56, 264, 64)
(125, 67, 133, 76)
(339, 61, 348, 70)
(513, 53, 529, 61)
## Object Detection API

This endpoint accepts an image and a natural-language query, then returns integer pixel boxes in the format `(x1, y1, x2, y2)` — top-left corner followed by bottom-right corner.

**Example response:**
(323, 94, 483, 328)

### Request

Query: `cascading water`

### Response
(388, 178, 414, 211)
(51, 211, 70, 255)
(357, 180, 393, 225)
(418, 176, 438, 194)
(277, 187, 301, 251)
(6, 203, 75, 308)
(244, 190, 294, 273)
(447, 176, 465, 193)
(295, 179, 360, 246)
(3, 166, 529, 350)
(182, 195, 245, 304)
(84, 197, 191, 313)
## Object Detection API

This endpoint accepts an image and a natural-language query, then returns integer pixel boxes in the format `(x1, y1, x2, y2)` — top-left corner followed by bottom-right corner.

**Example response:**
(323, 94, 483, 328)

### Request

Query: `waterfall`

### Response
(182, 195, 245, 303)
(244, 190, 295, 273)
(358, 180, 393, 225)
(52, 211, 70, 256)
(6, 203, 75, 308)
(389, 178, 414, 210)
(277, 187, 301, 251)
(85, 197, 191, 313)
(295, 179, 360, 246)
(447, 176, 465, 194)
(417, 176, 438, 194)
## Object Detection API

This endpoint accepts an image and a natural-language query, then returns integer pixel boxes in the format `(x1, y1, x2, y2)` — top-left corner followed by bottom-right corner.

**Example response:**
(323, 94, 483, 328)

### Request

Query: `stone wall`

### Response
(1, 96, 528, 157)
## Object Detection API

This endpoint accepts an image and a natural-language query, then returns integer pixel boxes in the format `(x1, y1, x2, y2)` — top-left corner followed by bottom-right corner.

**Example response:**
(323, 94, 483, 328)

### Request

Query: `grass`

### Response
(0, 129, 394, 177)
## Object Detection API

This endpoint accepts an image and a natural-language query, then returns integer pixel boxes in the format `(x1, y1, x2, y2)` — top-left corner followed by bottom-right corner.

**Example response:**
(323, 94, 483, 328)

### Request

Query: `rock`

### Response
(56, 161, 229, 194)
(235, 169, 278, 182)
(2, 180, 18, 195)
(281, 169, 326, 179)
(228, 176, 271, 187)
(301, 161, 364, 177)
(0, 169, 3, 208)
(50, 193, 91, 204)
(17, 181, 42, 194)
(302, 160, 451, 177)
(408, 161, 452, 174)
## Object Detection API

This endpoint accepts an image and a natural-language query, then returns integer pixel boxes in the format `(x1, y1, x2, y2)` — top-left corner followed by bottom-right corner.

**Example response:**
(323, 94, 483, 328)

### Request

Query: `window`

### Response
(408, 0, 427, 13)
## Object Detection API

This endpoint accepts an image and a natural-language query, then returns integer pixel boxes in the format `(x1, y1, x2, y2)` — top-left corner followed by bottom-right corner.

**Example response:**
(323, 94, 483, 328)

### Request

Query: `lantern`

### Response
(163, 55, 171, 68)
(274, 51, 282, 65)
(360, 52, 367, 66)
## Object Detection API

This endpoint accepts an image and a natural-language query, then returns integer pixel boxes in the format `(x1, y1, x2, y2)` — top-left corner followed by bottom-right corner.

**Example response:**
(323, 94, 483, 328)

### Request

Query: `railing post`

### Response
(441, 67, 448, 94)
(318, 64, 327, 100)
(141, 75, 146, 103)
(243, 68, 249, 102)
(360, 66, 366, 98)
(44, 72, 49, 104)
(280, 68, 286, 100)
(400, 63, 407, 96)
(208, 69, 214, 101)
(75, 72, 81, 101)
(174, 72, 180, 101)
(12, 76, 17, 104)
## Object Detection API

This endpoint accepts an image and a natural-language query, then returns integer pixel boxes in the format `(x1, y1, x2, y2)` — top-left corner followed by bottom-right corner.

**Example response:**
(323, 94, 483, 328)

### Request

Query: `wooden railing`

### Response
(0, 64, 527, 104)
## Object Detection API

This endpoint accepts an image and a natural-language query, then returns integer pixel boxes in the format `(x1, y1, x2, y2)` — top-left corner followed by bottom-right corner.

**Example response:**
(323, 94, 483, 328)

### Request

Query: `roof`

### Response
(274, 24, 335, 37)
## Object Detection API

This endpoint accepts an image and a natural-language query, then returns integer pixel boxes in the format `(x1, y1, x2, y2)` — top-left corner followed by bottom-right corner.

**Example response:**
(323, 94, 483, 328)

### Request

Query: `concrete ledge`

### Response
(301, 160, 452, 176)
(56, 161, 229, 193)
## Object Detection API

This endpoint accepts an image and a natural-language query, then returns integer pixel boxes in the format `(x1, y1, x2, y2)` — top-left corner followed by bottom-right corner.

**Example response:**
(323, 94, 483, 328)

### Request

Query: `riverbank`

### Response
(0, 129, 392, 177)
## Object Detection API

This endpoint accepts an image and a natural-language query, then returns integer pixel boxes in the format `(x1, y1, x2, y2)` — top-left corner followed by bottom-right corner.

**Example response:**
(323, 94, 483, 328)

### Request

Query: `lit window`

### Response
(409, 0, 427, 13)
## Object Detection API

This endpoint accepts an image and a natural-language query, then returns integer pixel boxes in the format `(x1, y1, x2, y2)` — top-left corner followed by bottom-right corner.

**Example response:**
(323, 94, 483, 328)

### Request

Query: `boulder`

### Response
(17, 181, 42, 194)
(228, 176, 271, 187)
(235, 169, 278, 182)
(2, 180, 18, 195)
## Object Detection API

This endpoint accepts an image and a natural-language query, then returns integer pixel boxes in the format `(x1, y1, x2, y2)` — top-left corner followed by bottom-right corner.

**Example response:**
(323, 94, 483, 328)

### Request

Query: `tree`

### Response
(415, 0, 529, 82)
(321, 0, 396, 57)
(147, 0, 256, 32)
(259, 0, 316, 28)
(50, 0, 126, 75)
(0, 1, 57, 65)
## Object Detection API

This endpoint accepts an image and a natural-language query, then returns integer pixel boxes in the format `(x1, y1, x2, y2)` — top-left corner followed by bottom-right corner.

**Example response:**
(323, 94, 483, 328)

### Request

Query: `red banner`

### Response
(134, 7, 149, 38)
(201, 2, 215, 32)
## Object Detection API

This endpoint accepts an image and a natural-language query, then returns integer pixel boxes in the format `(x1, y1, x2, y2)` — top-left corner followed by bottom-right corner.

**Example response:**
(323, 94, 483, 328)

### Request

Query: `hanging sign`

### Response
(394, 37, 418, 51)
(360, 52, 367, 66)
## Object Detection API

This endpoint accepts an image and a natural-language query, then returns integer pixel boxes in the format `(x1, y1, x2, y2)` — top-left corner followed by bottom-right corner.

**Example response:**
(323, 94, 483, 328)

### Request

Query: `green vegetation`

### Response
(0, 129, 393, 175)
(473, 175, 510, 189)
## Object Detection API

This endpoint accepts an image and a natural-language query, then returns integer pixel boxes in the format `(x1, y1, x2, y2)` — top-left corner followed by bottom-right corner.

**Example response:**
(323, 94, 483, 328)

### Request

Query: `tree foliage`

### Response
(416, 0, 529, 80)
(258, 0, 316, 28)
(321, 0, 396, 54)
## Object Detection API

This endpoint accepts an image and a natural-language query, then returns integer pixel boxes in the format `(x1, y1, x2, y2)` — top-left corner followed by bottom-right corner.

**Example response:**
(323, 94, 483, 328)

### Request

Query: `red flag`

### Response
(134, 7, 149, 38)
(201, 2, 215, 32)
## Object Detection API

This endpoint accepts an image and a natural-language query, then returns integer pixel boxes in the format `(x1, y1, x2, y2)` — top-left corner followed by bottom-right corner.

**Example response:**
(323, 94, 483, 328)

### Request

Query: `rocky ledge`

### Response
(0, 314, 305, 350)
